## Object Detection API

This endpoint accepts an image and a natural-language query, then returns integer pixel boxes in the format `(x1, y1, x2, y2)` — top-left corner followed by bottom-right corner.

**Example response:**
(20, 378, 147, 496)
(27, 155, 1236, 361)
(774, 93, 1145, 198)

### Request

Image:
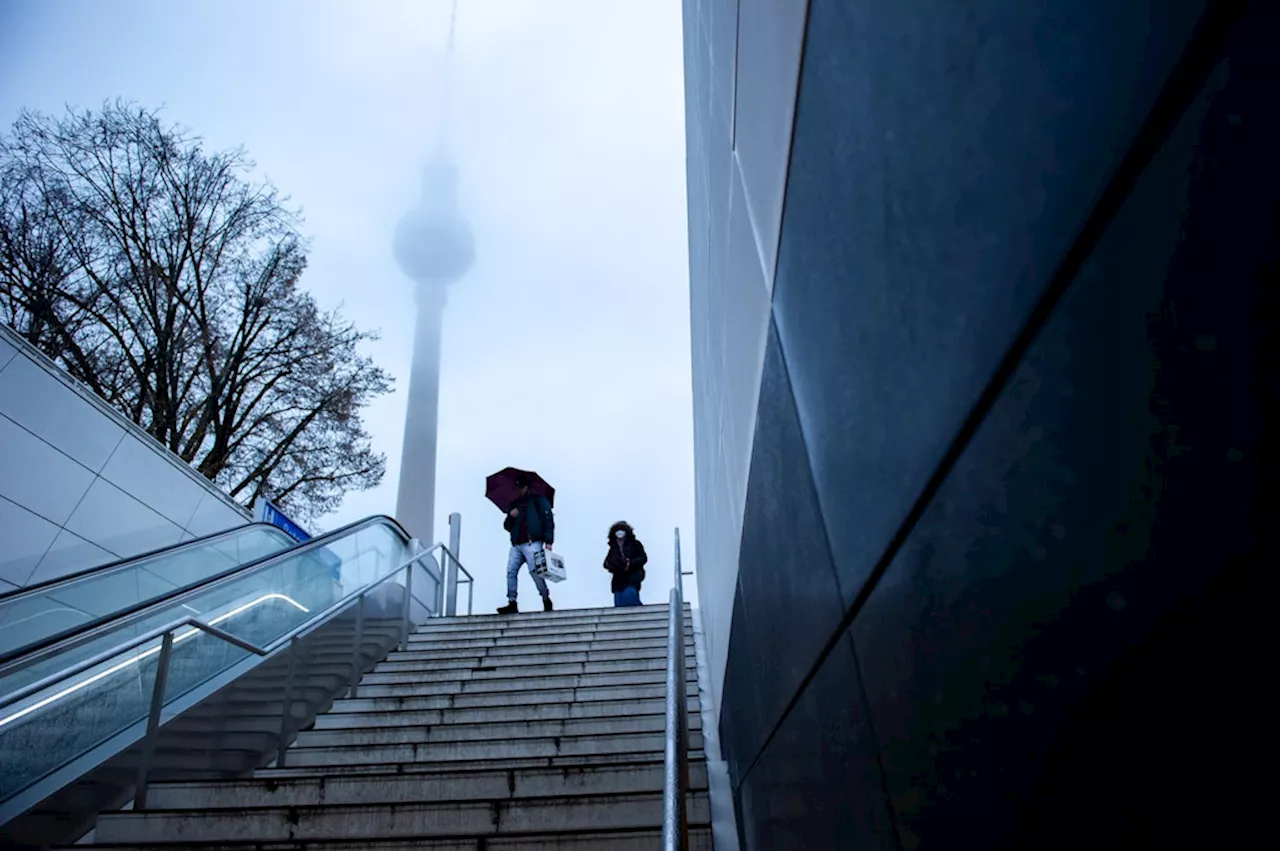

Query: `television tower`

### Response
(392, 0, 474, 545)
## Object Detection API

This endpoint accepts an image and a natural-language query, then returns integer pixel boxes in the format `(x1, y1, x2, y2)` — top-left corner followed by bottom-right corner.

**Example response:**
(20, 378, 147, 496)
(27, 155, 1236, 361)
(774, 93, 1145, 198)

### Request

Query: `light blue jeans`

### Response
(506, 542, 551, 601)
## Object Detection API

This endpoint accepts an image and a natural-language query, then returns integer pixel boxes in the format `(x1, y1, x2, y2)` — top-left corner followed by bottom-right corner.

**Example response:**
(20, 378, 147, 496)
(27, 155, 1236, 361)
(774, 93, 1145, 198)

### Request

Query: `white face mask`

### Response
(615, 530, 626, 540)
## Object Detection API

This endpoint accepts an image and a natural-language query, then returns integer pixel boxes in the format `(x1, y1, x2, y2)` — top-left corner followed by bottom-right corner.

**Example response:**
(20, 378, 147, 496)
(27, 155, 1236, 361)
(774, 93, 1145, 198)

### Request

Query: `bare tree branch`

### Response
(0, 101, 391, 523)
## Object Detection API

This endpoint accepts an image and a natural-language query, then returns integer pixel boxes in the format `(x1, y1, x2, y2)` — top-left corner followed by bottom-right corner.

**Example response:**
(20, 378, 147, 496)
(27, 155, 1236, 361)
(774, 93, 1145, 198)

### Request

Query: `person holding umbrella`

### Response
(488, 469, 556, 614)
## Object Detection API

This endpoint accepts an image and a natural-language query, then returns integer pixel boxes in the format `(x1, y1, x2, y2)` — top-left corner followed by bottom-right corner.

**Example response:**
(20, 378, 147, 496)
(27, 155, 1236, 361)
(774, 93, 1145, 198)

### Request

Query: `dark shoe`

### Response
(543, 597, 554, 612)
(497, 601, 518, 615)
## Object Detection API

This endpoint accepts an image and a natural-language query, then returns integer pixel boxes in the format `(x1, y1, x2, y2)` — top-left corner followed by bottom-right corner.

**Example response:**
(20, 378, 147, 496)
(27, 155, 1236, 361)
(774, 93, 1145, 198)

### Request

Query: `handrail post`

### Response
(134, 630, 174, 810)
(276, 636, 299, 768)
(401, 559, 415, 651)
(446, 513, 462, 616)
(348, 594, 366, 699)
(663, 527, 689, 851)
(674, 527, 683, 594)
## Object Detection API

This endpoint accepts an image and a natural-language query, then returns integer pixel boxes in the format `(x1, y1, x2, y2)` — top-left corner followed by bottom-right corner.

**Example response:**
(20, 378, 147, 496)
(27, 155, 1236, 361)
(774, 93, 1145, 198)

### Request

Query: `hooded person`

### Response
(603, 521, 648, 607)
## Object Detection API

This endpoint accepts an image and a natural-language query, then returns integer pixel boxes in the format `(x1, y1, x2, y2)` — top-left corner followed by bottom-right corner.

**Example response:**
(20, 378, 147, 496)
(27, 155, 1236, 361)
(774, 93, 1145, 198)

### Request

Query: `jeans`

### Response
(507, 542, 551, 601)
(613, 586, 642, 607)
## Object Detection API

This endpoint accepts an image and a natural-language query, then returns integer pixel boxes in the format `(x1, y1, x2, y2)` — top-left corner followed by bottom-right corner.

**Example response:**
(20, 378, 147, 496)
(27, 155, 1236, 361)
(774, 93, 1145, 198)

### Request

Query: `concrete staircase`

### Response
(69, 603, 712, 849)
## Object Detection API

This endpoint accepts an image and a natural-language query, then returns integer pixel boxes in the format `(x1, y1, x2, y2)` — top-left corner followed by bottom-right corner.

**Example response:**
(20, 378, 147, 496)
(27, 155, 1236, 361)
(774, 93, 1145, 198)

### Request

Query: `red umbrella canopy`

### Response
(485, 467, 556, 512)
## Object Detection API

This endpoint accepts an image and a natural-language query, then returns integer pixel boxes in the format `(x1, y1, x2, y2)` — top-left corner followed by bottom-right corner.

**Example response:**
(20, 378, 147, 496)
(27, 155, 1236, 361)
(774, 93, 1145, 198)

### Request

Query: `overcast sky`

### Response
(0, 0, 696, 612)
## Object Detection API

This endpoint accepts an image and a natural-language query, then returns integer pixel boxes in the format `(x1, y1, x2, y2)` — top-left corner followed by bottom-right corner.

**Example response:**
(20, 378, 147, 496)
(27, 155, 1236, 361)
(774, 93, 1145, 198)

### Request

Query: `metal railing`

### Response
(663, 527, 693, 851)
(0, 539, 451, 819)
(437, 544, 475, 617)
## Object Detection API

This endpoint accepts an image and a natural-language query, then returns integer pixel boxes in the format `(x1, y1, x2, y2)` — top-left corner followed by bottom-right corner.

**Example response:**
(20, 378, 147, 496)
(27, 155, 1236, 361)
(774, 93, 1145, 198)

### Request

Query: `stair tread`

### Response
(130, 761, 711, 809)
(92, 791, 713, 843)
(60, 826, 714, 850)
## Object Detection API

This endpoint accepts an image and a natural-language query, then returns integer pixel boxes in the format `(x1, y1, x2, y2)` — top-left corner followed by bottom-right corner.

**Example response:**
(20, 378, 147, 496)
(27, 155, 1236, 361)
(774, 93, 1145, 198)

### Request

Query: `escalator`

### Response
(0, 515, 452, 849)
(0, 523, 297, 665)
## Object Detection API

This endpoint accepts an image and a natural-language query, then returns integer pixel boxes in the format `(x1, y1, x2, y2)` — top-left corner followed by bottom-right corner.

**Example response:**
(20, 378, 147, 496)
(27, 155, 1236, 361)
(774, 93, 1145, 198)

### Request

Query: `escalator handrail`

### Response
(0, 522, 292, 603)
(0, 524, 293, 667)
(0, 540, 443, 713)
(0, 514, 413, 673)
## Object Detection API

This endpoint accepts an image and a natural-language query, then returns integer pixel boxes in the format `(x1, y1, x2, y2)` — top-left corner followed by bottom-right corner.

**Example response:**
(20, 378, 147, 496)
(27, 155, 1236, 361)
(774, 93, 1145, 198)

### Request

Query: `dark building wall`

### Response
(685, 0, 1274, 847)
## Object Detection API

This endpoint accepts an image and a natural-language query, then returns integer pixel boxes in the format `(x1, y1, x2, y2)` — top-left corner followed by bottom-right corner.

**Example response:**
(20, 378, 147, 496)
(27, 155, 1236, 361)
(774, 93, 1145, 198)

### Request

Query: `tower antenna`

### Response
(436, 0, 459, 158)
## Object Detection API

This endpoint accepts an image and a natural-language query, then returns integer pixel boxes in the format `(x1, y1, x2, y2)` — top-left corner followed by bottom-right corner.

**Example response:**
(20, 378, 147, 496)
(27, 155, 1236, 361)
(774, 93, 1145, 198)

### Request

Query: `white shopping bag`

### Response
(532, 546, 566, 583)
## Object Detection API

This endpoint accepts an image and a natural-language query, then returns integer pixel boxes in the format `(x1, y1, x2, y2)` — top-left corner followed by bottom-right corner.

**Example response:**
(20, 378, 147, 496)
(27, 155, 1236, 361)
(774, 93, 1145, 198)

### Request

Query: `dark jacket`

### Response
(504, 494, 555, 546)
(603, 522, 648, 593)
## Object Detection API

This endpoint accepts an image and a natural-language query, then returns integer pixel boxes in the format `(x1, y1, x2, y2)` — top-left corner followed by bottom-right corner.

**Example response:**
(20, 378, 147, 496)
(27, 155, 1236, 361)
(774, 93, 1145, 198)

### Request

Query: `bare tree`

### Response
(0, 101, 391, 524)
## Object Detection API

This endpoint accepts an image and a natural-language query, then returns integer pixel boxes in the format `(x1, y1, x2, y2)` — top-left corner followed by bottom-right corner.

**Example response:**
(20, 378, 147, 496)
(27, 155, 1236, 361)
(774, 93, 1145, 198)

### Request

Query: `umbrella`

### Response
(486, 467, 556, 512)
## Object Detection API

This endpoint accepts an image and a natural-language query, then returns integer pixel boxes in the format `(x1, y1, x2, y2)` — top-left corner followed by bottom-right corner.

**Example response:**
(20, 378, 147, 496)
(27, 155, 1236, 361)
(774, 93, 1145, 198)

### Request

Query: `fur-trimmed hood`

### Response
(607, 521, 636, 543)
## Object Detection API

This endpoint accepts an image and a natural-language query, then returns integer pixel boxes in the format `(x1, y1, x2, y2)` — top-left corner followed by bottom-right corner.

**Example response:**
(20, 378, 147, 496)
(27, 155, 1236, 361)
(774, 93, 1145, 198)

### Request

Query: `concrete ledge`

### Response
(354, 669, 672, 697)
(328, 682, 700, 712)
(279, 729, 706, 768)
(293, 712, 701, 748)
(68, 827, 714, 850)
(142, 761, 711, 809)
(368, 655, 697, 682)
(409, 626, 693, 650)
(94, 791, 712, 843)
(314, 696, 690, 729)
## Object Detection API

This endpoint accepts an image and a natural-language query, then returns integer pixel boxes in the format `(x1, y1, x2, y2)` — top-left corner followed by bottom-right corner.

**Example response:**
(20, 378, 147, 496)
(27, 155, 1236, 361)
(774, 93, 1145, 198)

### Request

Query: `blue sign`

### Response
(255, 499, 342, 584)
(257, 500, 311, 543)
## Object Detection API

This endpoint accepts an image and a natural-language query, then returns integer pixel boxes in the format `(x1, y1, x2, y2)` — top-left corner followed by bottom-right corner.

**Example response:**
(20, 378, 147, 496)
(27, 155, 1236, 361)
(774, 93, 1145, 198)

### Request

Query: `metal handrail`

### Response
(437, 544, 475, 616)
(663, 527, 691, 851)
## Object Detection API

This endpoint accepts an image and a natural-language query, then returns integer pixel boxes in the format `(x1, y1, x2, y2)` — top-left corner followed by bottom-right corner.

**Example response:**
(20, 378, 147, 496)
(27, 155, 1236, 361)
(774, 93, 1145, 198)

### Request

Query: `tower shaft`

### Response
(395, 286, 447, 544)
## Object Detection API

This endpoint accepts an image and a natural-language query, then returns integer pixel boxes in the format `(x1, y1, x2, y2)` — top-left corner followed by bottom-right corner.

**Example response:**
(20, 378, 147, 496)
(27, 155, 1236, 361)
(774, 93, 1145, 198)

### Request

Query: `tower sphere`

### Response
(392, 161, 475, 287)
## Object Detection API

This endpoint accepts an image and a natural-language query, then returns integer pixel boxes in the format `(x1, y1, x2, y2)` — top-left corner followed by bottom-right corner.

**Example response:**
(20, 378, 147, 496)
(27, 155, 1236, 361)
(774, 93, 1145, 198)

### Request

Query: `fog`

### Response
(0, 0, 696, 611)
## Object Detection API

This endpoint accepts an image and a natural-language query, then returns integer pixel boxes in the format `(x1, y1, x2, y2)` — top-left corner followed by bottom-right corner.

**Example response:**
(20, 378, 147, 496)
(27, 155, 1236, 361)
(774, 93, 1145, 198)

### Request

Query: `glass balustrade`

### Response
(0, 519, 415, 811)
(0, 525, 294, 661)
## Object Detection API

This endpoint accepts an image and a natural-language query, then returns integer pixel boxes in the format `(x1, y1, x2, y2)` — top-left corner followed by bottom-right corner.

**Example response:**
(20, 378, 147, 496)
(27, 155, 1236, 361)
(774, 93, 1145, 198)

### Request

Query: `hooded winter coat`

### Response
(603, 522, 648, 594)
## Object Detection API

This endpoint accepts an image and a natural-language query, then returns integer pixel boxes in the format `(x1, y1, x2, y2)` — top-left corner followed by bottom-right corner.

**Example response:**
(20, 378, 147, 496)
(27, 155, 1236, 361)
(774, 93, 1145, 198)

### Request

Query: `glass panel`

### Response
(0, 636, 159, 801)
(0, 356, 126, 472)
(0, 526, 294, 660)
(0, 520, 410, 812)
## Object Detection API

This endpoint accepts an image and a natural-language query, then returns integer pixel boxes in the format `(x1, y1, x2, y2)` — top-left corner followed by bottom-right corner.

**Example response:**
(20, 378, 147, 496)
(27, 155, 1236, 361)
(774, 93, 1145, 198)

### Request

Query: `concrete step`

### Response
(367, 655, 695, 682)
(387, 639, 677, 661)
(94, 791, 711, 843)
(63, 827, 715, 850)
(279, 729, 705, 769)
(293, 712, 699, 749)
(315, 696, 685, 728)
(258, 749, 706, 779)
(407, 628, 692, 652)
(408, 621, 690, 644)
(142, 760, 710, 809)
(412, 613, 679, 635)
(353, 669, 672, 697)
(383, 645, 695, 667)
(421, 604, 686, 628)
(212, 681, 698, 716)
(414, 611, 688, 631)
(342, 680, 699, 708)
